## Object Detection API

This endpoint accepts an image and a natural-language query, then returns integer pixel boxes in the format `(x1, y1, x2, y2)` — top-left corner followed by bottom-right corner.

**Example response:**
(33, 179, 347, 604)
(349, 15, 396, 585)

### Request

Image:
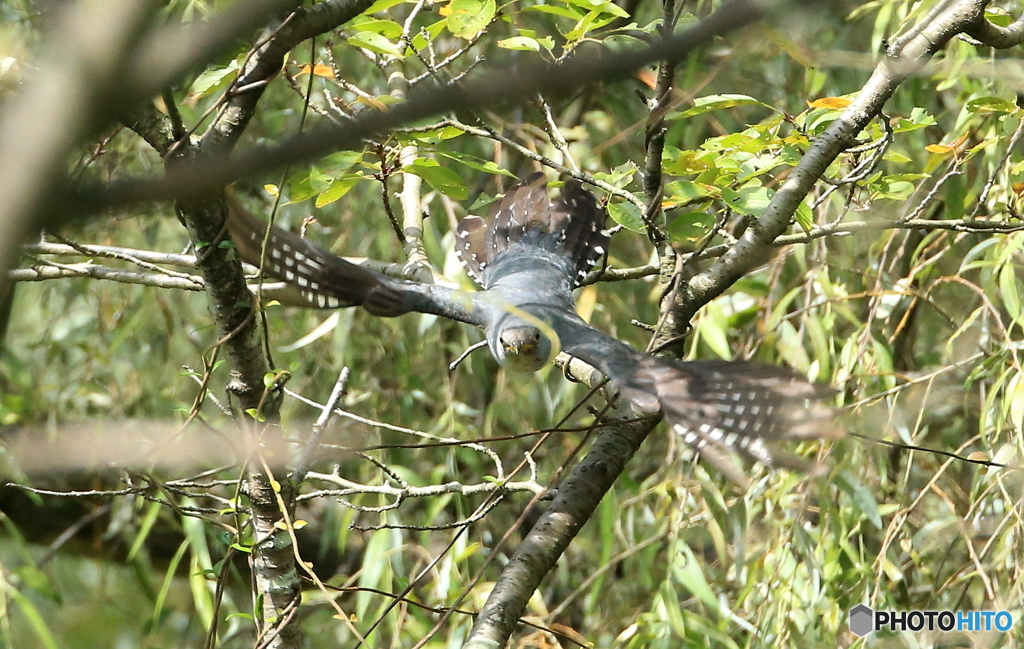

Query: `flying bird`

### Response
(227, 174, 838, 477)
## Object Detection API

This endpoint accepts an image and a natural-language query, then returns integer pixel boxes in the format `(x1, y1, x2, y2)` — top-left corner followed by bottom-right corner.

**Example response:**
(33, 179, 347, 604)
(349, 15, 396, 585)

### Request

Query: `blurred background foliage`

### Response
(1, 0, 1023, 647)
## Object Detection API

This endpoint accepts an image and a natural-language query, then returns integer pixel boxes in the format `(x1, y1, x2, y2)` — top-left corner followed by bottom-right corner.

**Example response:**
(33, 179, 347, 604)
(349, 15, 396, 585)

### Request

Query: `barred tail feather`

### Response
(462, 174, 609, 289)
(553, 179, 610, 287)
(485, 172, 551, 262)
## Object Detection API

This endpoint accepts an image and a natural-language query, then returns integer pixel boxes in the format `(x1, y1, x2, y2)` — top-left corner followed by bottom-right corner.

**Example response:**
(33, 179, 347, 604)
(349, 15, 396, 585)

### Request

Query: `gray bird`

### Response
(227, 173, 839, 477)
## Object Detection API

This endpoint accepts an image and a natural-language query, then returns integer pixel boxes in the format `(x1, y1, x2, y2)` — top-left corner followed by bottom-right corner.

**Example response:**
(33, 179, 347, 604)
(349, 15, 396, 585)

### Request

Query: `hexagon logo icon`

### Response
(849, 604, 874, 637)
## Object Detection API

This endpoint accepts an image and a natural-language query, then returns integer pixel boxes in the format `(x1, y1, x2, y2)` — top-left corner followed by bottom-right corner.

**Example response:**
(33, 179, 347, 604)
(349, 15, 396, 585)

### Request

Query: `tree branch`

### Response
(64, 0, 809, 214)
(462, 416, 657, 649)
(675, 0, 1005, 328)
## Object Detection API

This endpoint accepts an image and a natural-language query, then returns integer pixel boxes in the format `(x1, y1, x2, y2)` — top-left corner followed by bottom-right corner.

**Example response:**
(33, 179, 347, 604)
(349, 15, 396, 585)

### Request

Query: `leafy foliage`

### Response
(1, 0, 1023, 648)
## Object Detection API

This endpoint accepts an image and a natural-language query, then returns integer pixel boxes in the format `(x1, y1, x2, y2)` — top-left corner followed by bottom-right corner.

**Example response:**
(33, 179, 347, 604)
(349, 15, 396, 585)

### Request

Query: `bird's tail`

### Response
(455, 173, 610, 288)
(225, 197, 411, 316)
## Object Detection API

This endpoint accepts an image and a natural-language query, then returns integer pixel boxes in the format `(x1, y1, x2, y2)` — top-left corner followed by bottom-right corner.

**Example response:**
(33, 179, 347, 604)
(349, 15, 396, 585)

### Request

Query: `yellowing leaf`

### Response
(263, 184, 279, 196)
(808, 97, 852, 109)
(297, 64, 335, 78)
(633, 69, 657, 90)
(925, 144, 954, 154)
(311, 64, 334, 78)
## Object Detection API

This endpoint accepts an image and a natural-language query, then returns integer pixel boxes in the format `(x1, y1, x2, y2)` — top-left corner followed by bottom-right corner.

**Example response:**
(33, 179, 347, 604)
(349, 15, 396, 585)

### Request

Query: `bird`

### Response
(226, 173, 839, 479)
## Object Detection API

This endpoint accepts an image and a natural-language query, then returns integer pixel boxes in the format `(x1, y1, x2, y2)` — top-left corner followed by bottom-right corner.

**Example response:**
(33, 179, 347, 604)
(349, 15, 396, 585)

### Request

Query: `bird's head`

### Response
(493, 323, 552, 373)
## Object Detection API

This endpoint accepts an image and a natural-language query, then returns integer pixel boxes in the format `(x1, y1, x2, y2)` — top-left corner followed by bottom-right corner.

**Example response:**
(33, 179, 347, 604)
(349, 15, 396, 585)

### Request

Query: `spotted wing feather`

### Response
(454, 215, 488, 286)
(646, 359, 839, 474)
(226, 198, 421, 317)
(553, 315, 839, 481)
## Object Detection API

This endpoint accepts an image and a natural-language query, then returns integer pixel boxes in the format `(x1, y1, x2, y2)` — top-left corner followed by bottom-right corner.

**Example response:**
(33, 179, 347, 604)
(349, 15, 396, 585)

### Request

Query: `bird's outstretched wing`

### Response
(548, 313, 839, 478)
(225, 197, 488, 326)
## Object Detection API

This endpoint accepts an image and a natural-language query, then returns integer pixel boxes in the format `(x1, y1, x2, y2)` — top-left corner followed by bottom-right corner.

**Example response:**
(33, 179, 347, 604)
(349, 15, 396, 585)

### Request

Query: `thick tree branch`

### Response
(462, 417, 657, 649)
(201, 0, 377, 152)
(65, 0, 812, 214)
(0, 0, 311, 299)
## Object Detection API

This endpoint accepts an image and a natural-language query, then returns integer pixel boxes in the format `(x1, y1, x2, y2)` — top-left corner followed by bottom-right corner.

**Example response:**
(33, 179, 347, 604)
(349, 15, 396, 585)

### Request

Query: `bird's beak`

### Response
(505, 340, 538, 355)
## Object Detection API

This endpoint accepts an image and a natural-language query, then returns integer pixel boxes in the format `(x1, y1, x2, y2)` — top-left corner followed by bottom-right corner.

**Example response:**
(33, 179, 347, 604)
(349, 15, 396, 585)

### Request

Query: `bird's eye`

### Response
(531, 330, 541, 342)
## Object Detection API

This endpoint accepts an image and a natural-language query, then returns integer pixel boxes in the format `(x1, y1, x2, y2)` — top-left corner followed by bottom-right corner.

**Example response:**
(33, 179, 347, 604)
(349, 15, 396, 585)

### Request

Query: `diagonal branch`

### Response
(673, 0, 1012, 330)
(65, 0, 816, 214)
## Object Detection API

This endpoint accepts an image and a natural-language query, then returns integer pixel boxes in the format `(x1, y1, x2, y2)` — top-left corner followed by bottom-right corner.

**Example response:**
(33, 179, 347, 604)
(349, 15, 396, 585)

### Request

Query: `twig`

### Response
(292, 366, 350, 483)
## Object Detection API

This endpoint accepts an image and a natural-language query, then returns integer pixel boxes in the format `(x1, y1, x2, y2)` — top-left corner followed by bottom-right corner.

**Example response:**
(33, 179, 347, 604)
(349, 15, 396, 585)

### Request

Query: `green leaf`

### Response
(721, 185, 773, 216)
(966, 96, 1018, 115)
(405, 161, 468, 199)
(469, 193, 500, 212)
(498, 36, 540, 51)
(321, 150, 363, 173)
(6, 586, 59, 649)
(999, 261, 1022, 321)
(871, 178, 915, 201)
(593, 161, 637, 188)
(366, 0, 406, 12)
(287, 172, 316, 203)
(436, 151, 517, 177)
(563, 0, 629, 18)
(794, 200, 813, 231)
(17, 566, 59, 603)
(347, 32, 404, 58)
(667, 211, 715, 243)
(606, 201, 646, 232)
(524, 4, 584, 20)
(309, 166, 334, 193)
(695, 300, 732, 360)
(316, 175, 361, 208)
(882, 151, 912, 163)
(447, 0, 495, 39)
(663, 180, 717, 208)
(348, 17, 403, 38)
(668, 94, 770, 120)
(1008, 372, 1024, 435)
(672, 544, 719, 608)
(189, 65, 237, 96)
(892, 107, 936, 133)
(985, 8, 1015, 27)
(834, 469, 882, 529)
(566, 9, 615, 42)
